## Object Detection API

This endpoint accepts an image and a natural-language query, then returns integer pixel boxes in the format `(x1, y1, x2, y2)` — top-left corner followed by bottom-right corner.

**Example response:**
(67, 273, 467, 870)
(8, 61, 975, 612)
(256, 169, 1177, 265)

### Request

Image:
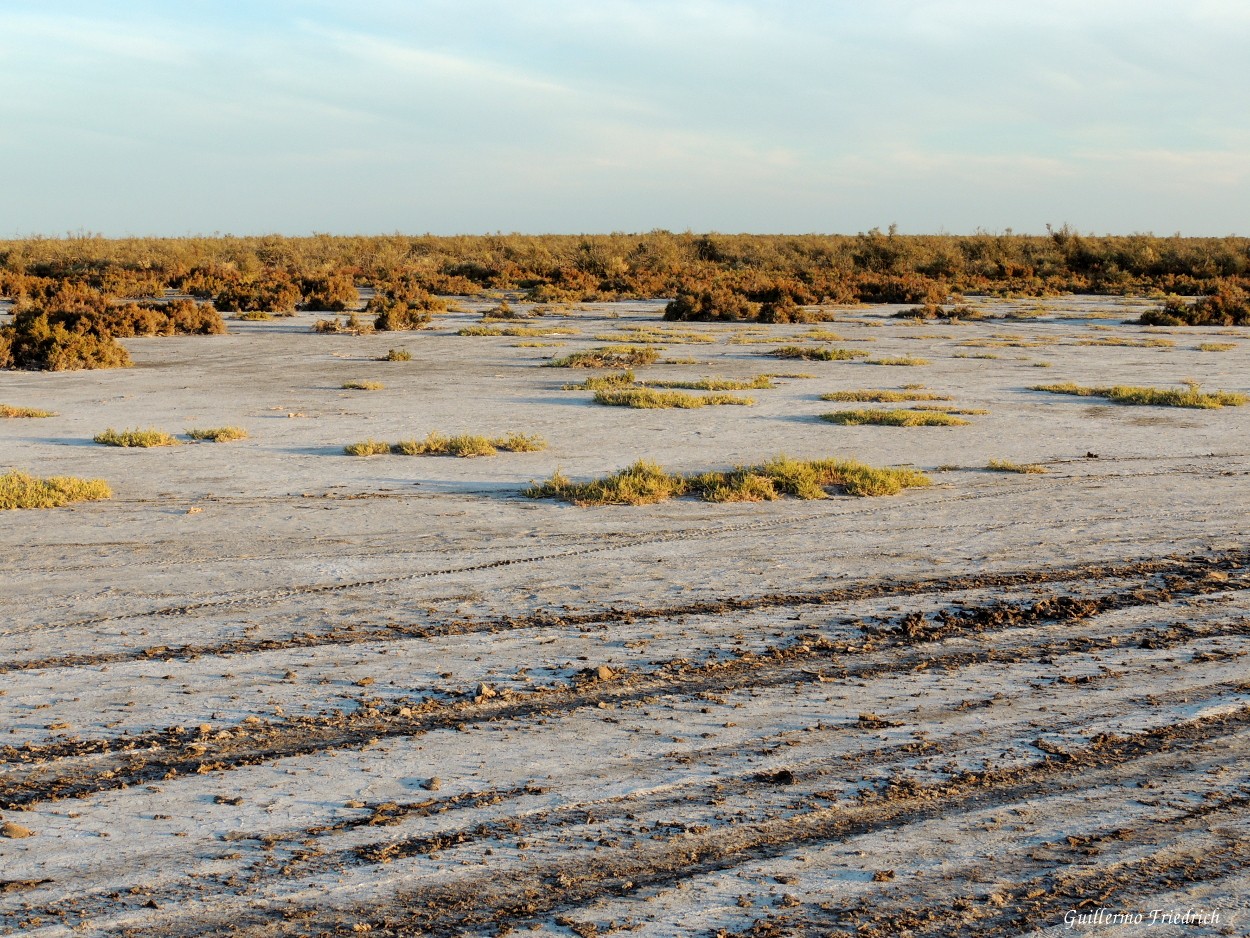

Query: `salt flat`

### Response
(1, 296, 1248, 936)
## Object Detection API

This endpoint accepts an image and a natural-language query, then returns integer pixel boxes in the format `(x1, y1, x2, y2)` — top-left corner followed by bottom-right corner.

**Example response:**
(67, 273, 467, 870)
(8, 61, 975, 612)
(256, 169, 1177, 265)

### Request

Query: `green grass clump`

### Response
(643, 375, 775, 391)
(1197, 343, 1237, 352)
(94, 427, 181, 447)
(525, 456, 931, 506)
(769, 346, 867, 361)
(381, 348, 412, 361)
(186, 426, 248, 442)
(1, 404, 56, 418)
(592, 388, 754, 408)
(342, 381, 385, 391)
(390, 431, 548, 457)
(563, 370, 637, 391)
(344, 440, 391, 456)
(592, 329, 714, 344)
(546, 346, 660, 368)
(820, 390, 950, 403)
(987, 459, 1047, 474)
(1032, 381, 1247, 409)
(234, 311, 273, 321)
(820, 409, 969, 427)
(459, 325, 576, 337)
(0, 471, 112, 510)
(864, 356, 931, 366)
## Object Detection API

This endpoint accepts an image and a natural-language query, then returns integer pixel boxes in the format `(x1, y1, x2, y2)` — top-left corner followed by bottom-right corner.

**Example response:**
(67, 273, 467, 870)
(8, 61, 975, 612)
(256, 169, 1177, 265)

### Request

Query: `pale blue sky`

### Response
(2, 0, 1247, 236)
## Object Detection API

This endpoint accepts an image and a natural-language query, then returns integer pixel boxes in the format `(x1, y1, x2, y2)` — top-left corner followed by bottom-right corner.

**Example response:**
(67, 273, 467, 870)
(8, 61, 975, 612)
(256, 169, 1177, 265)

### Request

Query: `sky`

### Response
(1, 0, 1248, 237)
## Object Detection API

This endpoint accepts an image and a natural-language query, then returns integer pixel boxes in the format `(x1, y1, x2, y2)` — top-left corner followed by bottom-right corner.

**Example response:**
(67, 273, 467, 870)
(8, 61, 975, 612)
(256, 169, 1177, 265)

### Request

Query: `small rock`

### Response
(356, 677, 375, 687)
(421, 777, 442, 792)
(872, 869, 896, 882)
(1, 821, 35, 839)
(474, 683, 496, 701)
(595, 665, 614, 682)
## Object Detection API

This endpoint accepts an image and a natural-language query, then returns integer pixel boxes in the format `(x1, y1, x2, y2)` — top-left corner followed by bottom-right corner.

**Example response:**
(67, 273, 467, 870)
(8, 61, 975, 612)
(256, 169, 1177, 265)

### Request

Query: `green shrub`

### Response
(300, 274, 359, 311)
(214, 277, 300, 314)
(0, 470, 112, 510)
(388, 431, 548, 457)
(592, 388, 754, 408)
(94, 427, 181, 447)
(546, 346, 660, 368)
(1140, 283, 1250, 327)
(368, 281, 447, 331)
(1032, 380, 1246, 408)
(820, 389, 949, 402)
(769, 346, 867, 361)
(186, 426, 248, 442)
(526, 456, 931, 505)
(1, 310, 132, 371)
(864, 356, 931, 366)
(235, 311, 273, 321)
(986, 459, 1047, 473)
(344, 439, 391, 456)
(1, 404, 56, 418)
(381, 348, 412, 361)
(820, 408, 969, 426)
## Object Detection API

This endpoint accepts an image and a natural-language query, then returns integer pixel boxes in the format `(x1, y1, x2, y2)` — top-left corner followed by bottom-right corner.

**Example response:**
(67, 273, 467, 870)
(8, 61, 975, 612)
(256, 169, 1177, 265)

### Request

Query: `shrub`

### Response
(820, 390, 949, 402)
(525, 456, 931, 505)
(214, 277, 301, 314)
(1, 310, 132, 371)
(1, 404, 56, 418)
(235, 311, 273, 321)
(864, 356, 931, 366)
(820, 409, 970, 426)
(893, 303, 979, 320)
(546, 346, 660, 368)
(312, 313, 373, 335)
(300, 274, 359, 311)
(368, 281, 448, 331)
(94, 427, 181, 447)
(344, 440, 391, 456)
(644, 375, 775, 391)
(0, 470, 112, 510)
(186, 426, 248, 442)
(387, 431, 548, 457)
(381, 348, 412, 361)
(342, 381, 384, 390)
(663, 288, 760, 322)
(987, 459, 1047, 473)
(1197, 343, 1236, 352)
(769, 346, 867, 361)
(1032, 380, 1246, 408)
(592, 388, 754, 408)
(1140, 282, 1250, 327)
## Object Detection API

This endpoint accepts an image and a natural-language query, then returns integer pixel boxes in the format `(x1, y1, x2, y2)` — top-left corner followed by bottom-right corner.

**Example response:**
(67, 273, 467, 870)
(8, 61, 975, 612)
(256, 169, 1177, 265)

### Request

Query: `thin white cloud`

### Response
(0, 11, 187, 65)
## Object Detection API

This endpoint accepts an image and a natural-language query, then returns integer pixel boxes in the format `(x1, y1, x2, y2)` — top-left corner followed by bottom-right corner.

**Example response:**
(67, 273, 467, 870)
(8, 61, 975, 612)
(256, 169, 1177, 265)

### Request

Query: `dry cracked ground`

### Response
(1, 296, 1248, 936)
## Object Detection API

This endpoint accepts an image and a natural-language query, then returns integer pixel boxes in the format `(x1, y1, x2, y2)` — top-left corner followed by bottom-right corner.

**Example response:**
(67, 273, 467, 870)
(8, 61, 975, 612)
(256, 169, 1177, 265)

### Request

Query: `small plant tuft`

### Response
(342, 380, 385, 391)
(0, 471, 112, 510)
(820, 409, 969, 427)
(1032, 380, 1246, 409)
(1, 404, 56, 418)
(186, 426, 248, 442)
(986, 459, 1047, 474)
(94, 427, 181, 447)
(344, 440, 391, 457)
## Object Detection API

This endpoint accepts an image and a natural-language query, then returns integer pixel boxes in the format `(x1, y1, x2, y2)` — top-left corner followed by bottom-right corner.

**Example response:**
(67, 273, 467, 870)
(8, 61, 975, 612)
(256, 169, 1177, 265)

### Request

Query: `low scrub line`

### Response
(525, 455, 931, 505)
(1033, 380, 1246, 409)
(1, 471, 112, 510)
(345, 431, 547, 458)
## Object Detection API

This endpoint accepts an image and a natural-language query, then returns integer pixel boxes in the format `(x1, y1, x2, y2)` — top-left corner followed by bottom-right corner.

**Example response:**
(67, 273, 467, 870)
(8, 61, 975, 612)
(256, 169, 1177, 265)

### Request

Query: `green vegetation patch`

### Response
(546, 346, 661, 368)
(820, 390, 950, 403)
(864, 356, 931, 366)
(820, 409, 970, 427)
(347, 432, 547, 458)
(1, 404, 56, 418)
(459, 325, 577, 337)
(1033, 381, 1246, 409)
(526, 455, 931, 506)
(592, 388, 754, 409)
(381, 348, 412, 361)
(186, 426, 248, 442)
(769, 346, 867, 361)
(987, 459, 1048, 474)
(0, 470, 112, 510)
(1197, 343, 1237, 352)
(342, 381, 385, 391)
(94, 427, 181, 447)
